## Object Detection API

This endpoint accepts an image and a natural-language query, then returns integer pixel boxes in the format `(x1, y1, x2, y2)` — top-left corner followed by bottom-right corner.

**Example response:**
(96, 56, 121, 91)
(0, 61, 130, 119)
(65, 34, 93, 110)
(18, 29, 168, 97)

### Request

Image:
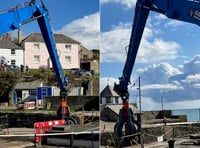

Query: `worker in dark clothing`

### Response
(82, 80, 89, 96)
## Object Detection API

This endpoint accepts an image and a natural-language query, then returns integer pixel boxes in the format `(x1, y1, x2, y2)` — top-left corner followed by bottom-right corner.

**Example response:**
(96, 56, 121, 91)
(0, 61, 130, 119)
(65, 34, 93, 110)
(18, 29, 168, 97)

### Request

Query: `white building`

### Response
(0, 38, 23, 66)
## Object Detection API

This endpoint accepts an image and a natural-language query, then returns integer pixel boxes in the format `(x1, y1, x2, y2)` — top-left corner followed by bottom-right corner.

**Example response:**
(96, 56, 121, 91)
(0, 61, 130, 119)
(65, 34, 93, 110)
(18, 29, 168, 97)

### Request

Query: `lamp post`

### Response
(138, 76, 144, 148)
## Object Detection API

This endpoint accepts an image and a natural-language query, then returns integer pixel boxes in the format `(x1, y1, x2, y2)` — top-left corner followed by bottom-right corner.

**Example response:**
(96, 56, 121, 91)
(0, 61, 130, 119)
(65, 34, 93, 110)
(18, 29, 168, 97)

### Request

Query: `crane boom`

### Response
(114, 0, 200, 146)
(0, 1, 66, 91)
(0, 0, 71, 121)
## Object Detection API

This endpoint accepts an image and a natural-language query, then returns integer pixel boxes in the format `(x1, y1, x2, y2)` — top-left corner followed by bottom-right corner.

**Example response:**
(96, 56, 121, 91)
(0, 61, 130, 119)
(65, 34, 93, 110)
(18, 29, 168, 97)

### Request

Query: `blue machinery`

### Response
(0, 0, 72, 122)
(114, 0, 200, 146)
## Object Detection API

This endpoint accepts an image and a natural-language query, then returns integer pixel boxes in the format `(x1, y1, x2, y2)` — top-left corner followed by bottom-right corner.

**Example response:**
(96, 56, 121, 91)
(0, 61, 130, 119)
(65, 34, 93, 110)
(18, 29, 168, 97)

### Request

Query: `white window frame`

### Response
(65, 44, 71, 52)
(65, 56, 71, 63)
(33, 55, 40, 63)
(11, 59, 16, 65)
(11, 49, 16, 55)
(33, 43, 40, 50)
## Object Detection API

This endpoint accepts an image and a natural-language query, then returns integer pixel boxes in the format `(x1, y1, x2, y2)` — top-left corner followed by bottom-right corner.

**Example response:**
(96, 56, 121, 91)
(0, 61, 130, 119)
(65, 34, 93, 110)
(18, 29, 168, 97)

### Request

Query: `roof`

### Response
(0, 39, 22, 49)
(100, 85, 119, 97)
(22, 33, 80, 44)
(80, 45, 93, 53)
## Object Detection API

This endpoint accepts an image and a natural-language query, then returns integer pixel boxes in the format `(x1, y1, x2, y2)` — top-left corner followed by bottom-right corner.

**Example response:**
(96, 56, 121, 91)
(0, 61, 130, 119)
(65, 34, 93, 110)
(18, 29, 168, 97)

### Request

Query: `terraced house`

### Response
(0, 33, 99, 73)
(21, 33, 80, 69)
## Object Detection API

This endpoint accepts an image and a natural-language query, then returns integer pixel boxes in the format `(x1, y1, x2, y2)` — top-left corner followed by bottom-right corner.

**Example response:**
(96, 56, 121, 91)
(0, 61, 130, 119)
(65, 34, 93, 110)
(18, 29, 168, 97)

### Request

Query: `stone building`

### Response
(80, 45, 99, 74)
(100, 85, 120, 104)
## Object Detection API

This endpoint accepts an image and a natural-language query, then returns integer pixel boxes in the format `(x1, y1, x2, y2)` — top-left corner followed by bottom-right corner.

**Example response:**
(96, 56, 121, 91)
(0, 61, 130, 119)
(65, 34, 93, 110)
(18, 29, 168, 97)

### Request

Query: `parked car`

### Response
(7, 65, 20, 72)
(70, 68, 80, 76)
(80, 69, 92, 76)
(70, 69, 92, 76)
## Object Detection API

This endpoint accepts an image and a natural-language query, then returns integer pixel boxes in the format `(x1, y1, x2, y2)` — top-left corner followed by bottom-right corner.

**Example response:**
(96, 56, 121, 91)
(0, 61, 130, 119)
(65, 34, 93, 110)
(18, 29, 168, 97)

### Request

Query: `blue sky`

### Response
(0, 0, 99, 50)
(101, 0, 200, 110)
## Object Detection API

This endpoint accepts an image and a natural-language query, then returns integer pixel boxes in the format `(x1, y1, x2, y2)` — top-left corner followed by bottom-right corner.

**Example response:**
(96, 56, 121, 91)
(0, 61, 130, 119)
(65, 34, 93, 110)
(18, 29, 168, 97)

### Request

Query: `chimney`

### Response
(18, 29, 22, 44)
(3, 33, 10, 41)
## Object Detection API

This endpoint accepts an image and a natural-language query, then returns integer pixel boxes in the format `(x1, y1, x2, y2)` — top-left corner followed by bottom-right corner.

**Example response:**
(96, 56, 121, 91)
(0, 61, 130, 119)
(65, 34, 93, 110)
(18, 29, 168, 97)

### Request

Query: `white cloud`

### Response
(56, 12, 100, 50)
(141, 97, 200, 111)
(101, 55, 200, 107)
(137, 63, 181, 84)
(138, 38, 180, 63)
(136, 55, 200, 101)
(164, 20, 185, 28)
(141, 83, 183, 91)
(182, 74, 200, 84)
(101, 23, 130, 62)
(164, 99, 200, 110)
(101, 0, 136, 9)
(137, 97, 161, 111)
(101, 22, 180, 63)
(154, 14, 167, 20)
(183, 55, 200, 74)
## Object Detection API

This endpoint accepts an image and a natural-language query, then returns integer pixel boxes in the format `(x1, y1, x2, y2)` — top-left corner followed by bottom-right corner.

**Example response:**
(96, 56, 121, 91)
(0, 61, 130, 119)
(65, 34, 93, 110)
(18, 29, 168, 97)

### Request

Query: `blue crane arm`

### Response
(114, 1, 150, 99)
(114, 0, 200, 100)
(0, 1, 67, 92)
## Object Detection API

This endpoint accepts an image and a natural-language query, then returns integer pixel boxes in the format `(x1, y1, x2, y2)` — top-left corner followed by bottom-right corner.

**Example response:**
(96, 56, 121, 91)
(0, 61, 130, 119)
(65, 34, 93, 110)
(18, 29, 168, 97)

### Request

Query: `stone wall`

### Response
(43, 96, 99, 111)
(0, 112, 57, 128)
(101, 122, 200, 146)
(142, 110, 187, 123)
(142, 110, 172, 121)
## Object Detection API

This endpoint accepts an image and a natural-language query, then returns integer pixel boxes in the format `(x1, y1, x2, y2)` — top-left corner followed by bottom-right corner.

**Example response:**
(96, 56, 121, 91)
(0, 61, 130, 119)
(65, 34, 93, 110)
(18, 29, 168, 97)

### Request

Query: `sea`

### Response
(172, 108, 200, 122)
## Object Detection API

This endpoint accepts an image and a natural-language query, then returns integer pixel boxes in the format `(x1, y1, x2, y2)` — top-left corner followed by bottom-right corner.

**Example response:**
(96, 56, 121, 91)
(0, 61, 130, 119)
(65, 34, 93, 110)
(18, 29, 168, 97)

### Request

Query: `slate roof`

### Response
(22, 33, 80, 44)
(0, 39, 22, 49)
(100, 85, 119, 97)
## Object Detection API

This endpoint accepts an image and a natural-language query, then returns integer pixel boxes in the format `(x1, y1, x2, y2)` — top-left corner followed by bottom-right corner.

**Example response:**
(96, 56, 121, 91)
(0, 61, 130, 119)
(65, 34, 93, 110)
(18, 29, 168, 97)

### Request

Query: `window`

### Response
(83, 54, 88, 59)
(33, 43, 40, 50)
(65, 44, 71, 52)
(11, 49, 15, 55)
(34, 55, 40, 63)
(65, 56, 71, 63)
(106, 97, 112, 104)
(11, 59, 16, 65)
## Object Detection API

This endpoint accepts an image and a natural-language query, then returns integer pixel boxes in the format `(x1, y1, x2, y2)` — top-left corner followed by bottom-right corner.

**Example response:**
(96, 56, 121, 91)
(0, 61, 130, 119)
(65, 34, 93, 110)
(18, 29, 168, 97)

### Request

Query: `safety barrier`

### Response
(34, 119, 66, 143)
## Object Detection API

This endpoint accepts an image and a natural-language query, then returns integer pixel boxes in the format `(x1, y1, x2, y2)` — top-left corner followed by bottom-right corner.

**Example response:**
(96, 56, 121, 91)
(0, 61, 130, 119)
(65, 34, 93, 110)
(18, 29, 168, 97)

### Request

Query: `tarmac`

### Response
(0, 128, 35, 148)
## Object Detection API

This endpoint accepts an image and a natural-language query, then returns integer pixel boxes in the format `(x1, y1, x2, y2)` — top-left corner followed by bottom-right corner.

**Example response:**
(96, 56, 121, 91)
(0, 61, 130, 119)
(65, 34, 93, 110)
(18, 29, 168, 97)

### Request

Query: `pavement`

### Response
(0, 128, 35, 148)
(101, 138, 200, 148)
(133, 138, 200, 148)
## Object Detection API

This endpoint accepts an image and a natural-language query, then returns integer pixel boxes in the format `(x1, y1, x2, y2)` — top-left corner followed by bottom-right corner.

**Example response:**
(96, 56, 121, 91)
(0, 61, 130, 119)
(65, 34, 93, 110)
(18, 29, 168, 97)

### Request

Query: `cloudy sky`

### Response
(101, 0, 200, 110)
(0, 0, 99, 50)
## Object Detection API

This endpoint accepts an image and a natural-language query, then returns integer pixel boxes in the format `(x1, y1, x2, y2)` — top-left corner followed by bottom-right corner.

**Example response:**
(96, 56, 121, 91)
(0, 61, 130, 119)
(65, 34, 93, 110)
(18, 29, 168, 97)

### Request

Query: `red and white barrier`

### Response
(34, 119, 66, 143)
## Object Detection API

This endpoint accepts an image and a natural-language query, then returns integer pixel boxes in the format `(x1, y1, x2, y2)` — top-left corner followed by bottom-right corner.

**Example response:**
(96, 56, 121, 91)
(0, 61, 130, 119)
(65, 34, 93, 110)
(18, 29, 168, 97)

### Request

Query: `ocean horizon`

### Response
(172, 108, 200, 122)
